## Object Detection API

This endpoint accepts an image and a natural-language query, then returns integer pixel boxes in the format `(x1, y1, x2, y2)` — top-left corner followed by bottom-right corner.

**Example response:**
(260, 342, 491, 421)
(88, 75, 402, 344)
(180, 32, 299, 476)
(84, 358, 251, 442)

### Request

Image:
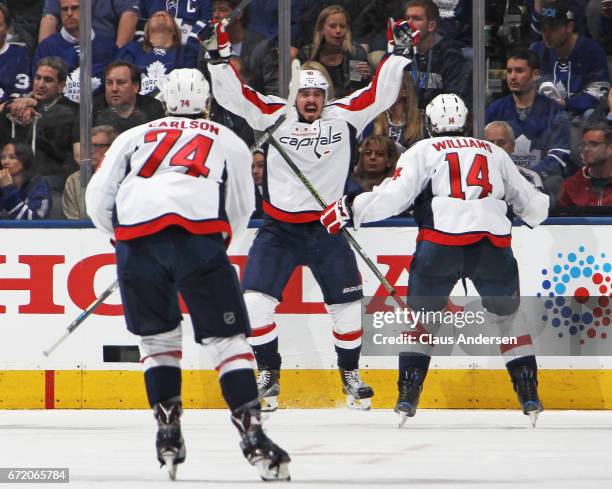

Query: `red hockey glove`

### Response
(387, 18, 420, 56)
(320, 196, 353, 235)
(201, 21, 231, 61)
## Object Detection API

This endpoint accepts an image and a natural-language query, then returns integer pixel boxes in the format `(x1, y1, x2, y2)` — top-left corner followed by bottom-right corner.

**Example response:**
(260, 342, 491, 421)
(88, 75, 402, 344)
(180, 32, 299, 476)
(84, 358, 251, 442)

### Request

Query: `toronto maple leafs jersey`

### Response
(33, 28, 118, 103)
(530, 35, 610, 114)
(351, 137, 549, 247)
(485, 94, 570, 176)
(0, 43, 31, 102)
(85, 116, 255, 243)
(139, 0, 211, 44)
(209, 55, 410, 223)
(118, 40, 199, 95)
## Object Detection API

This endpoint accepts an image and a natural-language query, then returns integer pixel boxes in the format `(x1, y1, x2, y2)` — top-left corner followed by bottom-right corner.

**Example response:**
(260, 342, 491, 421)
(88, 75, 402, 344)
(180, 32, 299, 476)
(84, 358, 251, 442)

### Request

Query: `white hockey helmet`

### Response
(298, 69, 329, 99)
(425, 93, 468, 134)
(159, 68, 210, 116)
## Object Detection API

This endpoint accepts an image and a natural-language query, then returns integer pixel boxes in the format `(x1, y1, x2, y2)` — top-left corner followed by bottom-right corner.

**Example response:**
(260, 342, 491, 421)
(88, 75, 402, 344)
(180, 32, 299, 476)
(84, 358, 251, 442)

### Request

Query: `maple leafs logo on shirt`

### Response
(141, 61, 168, 95)
(63, 67, 101, 103)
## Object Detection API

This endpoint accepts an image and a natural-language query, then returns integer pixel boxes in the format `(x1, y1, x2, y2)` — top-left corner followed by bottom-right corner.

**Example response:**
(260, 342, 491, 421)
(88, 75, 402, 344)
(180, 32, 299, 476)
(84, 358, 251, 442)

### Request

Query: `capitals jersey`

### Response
(0, 44, 31, 102)
(33, 29, 118, 103)
(85, 116, 255, 242)
(118, 40, 199, 95)
(209, 55, 410, 223)
(352, 136, 549, 247)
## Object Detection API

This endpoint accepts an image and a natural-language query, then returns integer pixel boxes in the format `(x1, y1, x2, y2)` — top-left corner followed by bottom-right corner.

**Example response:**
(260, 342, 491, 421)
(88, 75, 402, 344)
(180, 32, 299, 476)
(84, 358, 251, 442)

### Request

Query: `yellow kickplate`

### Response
(2, 369, 612, 409)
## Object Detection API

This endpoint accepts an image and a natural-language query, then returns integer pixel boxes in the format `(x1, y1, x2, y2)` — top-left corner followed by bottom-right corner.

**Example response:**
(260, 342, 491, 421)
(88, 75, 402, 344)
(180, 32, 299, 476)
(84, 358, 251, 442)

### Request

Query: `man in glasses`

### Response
(557, 123, 612, 207)
(62, 124, 117, 219)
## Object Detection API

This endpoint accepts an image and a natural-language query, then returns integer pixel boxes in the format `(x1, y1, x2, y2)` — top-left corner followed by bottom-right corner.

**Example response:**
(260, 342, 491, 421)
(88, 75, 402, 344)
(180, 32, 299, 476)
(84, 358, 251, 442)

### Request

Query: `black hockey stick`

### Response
(42, 279, 119, 357)
(266, 135, 407, 310)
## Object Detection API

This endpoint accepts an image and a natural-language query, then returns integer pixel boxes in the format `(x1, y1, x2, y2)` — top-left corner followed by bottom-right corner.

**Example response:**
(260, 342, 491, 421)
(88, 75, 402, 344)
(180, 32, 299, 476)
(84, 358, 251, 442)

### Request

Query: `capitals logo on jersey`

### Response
(279, 124, 342, 159)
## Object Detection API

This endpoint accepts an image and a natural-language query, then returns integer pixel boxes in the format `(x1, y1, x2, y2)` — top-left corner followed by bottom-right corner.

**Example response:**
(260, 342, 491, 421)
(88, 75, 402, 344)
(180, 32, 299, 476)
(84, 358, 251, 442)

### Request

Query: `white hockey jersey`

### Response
(352, 136, 550, 247)
(208, 55, 410, 223)
(85, 116, 255, 242)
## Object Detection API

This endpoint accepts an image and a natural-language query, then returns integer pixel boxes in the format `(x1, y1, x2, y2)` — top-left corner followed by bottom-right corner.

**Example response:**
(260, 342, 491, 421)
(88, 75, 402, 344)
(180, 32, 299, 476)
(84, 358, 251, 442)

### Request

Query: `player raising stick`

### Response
(85, 68, 290, 481)
(202, 18, 419, 411)
(321, 94, 549, 427)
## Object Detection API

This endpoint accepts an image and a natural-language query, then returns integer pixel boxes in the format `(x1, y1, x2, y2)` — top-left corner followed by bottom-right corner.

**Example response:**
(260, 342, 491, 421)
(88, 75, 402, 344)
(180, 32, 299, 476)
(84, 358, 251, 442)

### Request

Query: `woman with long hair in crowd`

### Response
(371, 72, 423, 151)
(0, 141, 51, 219)
(298, 5, 371, 98)
(353, 135, 399, 192)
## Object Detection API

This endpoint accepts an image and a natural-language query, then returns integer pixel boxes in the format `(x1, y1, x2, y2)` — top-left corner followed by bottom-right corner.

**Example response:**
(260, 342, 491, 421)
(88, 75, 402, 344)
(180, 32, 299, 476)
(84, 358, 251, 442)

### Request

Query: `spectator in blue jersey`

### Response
(139, 0, 211, 45)
(403, 0, 472, 111)
(0, 5, 31, 111)
(33, 0, 119, 103)
(0, 141, 51, 220)
(1, 57, 78, 206)
(90, 61, 165, 135)
(0, 0, 43, 54)
(486, 48, 570, 201)
(525, 0, 589, 40)
(118, 10, 199, 96)
(529, 0, 610, 117)
(38, 0, 139, 48)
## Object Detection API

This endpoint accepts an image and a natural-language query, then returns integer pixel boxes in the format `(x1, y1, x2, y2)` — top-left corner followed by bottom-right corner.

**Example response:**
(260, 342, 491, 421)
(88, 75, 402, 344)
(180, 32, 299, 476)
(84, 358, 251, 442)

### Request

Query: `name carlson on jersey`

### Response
(148, 119, 220, 134)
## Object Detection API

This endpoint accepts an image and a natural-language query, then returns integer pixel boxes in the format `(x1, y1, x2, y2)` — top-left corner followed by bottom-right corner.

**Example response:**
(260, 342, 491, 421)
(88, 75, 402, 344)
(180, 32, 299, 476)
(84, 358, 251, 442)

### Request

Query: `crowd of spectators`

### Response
(0, 0, 609, 220)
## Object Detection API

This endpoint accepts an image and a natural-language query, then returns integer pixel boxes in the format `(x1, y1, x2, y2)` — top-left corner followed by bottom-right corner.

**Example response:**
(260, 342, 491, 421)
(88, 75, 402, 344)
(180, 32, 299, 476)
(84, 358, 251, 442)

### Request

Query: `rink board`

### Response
(0, 221, 611, 409)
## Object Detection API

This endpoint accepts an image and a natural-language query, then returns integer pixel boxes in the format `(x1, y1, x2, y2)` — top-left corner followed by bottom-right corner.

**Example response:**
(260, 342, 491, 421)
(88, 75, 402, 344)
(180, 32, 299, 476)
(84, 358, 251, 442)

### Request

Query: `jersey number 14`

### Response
(446, 153, 492, 199)
(138, 129, 213, 178)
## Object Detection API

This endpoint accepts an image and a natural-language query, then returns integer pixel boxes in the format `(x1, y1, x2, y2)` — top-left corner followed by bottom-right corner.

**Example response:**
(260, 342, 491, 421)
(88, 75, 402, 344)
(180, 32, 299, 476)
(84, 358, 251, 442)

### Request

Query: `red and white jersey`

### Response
(352, 136, 550, 247)
(85, 116, 255, 242)
(208, 55, 410, 223)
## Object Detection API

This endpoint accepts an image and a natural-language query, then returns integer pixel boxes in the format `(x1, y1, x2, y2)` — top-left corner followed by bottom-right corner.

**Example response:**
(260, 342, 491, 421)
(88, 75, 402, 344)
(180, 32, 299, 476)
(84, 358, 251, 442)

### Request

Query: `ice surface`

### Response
(1, 409, 611, 489)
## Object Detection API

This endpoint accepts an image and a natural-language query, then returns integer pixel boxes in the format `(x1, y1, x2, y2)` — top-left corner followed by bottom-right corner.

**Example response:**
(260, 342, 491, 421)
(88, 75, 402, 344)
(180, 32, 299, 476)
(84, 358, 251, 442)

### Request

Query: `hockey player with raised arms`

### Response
(85, 68, 290, 481)
(202, 18, 419, 412)
(321, 94, 550, 427)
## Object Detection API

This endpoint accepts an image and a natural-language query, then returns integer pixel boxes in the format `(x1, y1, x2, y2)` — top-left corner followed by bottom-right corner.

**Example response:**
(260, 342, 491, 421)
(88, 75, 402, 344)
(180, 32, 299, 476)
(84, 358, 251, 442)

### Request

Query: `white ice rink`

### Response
(1, 409, 611, 489)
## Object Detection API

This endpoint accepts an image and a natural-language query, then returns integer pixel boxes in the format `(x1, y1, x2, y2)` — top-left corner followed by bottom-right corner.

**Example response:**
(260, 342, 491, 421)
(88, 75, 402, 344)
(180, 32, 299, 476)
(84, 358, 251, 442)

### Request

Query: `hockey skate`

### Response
(153, 399, 186, 480)
(231, 406, 291, 481)
(395, 367, 426, 428)
(257, 368, 280, 412)
(511, 365, 544, 427)
(340, 368, 374, 410)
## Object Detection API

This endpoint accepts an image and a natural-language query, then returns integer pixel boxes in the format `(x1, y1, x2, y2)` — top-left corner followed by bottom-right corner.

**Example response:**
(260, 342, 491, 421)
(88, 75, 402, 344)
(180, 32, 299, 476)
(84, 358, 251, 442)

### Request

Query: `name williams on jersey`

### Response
(279, 125, 342, 158)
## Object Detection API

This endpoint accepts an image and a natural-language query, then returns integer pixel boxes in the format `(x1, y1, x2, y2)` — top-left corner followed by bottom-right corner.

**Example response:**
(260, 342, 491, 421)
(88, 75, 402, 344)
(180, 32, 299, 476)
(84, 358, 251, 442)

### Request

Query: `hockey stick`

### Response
(42, 279, 119, 357)
(220, 0, 252, 28)
(266, 134, 407, 310)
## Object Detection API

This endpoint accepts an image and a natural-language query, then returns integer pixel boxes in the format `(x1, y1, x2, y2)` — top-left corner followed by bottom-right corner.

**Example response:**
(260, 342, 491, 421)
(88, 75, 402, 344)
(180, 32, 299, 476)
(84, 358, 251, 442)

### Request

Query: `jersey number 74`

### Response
(138, 129, 214, 178)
